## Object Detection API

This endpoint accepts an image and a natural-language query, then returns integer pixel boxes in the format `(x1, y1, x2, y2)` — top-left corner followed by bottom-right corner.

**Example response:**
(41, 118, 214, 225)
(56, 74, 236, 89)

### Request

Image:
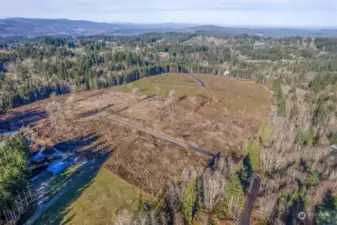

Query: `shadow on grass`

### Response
(77, 104, 114, 119)
(54, 133, 99, 152)
(0, 108, 47, 130)
(177, 95, 187, 102)
(76, 90, 105, 102)
(33, 150, 112, 225)
(54, 133, 115, 160)
(114, 94, 156, 114)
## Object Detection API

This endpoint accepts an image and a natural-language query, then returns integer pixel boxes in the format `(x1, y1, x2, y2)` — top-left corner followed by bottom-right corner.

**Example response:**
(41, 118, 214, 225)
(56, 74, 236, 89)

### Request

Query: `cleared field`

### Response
(27, 116, 206, 195)
(114, 73, 272, 153)
(34, 169, 154, 225)
(117, 73, 271, 115)
(3, 73, 272, 224)
(117, 73, 201, 95)
(152, 73, 200, 86)
(3, 73, 272, 184)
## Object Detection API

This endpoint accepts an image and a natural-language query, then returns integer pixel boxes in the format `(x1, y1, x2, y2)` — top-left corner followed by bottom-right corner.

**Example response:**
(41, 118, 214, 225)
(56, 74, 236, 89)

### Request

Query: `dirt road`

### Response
(94, 73, 211, 157)
(96, 111, 214, 157)
(152, 73, 206, 89)
(238, 173, 261, 225)
(185, 73, 206, 89)
(24, 161, 93, 225)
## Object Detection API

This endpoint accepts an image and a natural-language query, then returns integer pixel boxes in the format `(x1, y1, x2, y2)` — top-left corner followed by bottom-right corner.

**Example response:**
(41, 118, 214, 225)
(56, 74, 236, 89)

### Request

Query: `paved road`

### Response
(96, 111, 214, 158)
(24, 161, 92, 225)
(238, 173, 261, 225)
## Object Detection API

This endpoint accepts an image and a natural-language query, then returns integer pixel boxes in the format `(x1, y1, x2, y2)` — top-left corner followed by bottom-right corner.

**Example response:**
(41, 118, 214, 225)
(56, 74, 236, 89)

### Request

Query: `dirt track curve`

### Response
(152, 73, 206, 89)
(185, 73, 206, 89)
(96, 111, 214, 157)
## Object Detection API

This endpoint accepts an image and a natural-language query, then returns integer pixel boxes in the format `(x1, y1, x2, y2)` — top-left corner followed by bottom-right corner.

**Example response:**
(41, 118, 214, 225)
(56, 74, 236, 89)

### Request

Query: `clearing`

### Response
(1, 73, 272, 224)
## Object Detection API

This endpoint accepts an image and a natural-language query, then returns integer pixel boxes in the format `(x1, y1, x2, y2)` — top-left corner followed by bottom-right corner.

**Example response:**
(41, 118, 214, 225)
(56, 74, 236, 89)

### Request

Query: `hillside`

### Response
(1, 18, 337, 37)
(0, 18, 137, 36)
(2, 73, 272, 224)
(1, 31, 337, 225)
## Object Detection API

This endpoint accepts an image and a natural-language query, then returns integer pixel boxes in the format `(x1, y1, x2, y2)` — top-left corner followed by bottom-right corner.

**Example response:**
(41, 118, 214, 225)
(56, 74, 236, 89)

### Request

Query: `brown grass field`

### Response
(2, 73, 272, 192)
(1, 73, 272, 224)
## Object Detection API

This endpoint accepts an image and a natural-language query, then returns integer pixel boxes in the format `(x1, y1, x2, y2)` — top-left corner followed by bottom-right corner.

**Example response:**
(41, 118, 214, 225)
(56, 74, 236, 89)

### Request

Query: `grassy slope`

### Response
(42, 164, 82, 203)
(117, 73, 271, 115)
(117, 73, 200, 96)
(35, 169, 153, 225)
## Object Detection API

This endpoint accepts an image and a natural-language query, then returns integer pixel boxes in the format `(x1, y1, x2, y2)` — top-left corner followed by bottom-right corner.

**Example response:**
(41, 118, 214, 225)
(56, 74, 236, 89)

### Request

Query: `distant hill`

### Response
(0, 18, 139, 36)
(0, 18, 197, 37)
(188, 25, 337, 38)
(1, 18, 337, 37)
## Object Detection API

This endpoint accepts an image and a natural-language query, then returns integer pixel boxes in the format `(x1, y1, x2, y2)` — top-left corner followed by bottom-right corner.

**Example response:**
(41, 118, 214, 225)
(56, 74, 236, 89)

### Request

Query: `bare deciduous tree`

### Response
(21, 58, 35, 72)
(65, 94, 77, 121)
(202, 170, 226, 211)
(168, 90, 177, 103)
(115, 211, 133, 225)
(132, 87, 140, 99)
(45, 100, 63, 127)
(135, 213, 148, 225)
(150, 211, 159, 225)
(189, 95, 200, 112)
(160, 212, 169, 225)
(257, 193, 277, 222)
(5, 62, 18, 74)
(212, 89, 216, 109)
(156, 86, 161, 96)
(164, 181, 181, 212)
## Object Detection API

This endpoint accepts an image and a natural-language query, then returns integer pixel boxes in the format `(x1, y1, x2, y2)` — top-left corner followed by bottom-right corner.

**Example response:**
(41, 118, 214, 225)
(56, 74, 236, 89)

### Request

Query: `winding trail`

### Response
(185, 73, 206, 89)
(152, 73, 206, 89)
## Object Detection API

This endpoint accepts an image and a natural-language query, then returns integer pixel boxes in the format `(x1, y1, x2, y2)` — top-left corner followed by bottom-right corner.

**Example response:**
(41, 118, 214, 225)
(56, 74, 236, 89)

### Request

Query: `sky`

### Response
(1, 0, 336, 27)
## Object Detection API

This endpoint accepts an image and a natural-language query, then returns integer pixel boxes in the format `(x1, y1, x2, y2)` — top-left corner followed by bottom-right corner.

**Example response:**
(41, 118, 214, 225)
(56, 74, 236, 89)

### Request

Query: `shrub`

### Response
(182, 180, 197, 224)
(132, 87, 140, 97)
(259, 123, 275, 145)
(296, 129, 315, 146)
(246, 139, 261, 171)
(328, 132, 337, 145)
(304, 172, 320, 187)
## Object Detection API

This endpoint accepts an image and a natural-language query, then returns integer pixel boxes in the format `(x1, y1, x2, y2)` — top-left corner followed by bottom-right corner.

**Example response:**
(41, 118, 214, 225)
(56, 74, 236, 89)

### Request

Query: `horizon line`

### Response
(1, 16, 337, 30)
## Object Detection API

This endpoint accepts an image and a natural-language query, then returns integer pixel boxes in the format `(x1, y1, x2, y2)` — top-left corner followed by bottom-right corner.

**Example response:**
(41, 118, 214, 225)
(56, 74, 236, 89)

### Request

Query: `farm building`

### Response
(47, 161, 67, 176)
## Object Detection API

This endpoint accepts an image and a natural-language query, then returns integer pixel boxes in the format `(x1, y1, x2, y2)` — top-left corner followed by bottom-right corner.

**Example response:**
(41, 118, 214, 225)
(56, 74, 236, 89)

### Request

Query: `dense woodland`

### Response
(0, 134, 30, 208)
(1, 33, 337, 224)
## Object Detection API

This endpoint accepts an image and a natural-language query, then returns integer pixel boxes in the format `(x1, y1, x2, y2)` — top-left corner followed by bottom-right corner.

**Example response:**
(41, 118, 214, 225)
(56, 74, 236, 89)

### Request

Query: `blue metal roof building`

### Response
(47, 161, 67, 176)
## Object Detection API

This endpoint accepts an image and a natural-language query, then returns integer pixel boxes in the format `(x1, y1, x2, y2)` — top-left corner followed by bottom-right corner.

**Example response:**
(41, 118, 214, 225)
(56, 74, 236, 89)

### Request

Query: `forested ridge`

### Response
(1, 33, 337, 224)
